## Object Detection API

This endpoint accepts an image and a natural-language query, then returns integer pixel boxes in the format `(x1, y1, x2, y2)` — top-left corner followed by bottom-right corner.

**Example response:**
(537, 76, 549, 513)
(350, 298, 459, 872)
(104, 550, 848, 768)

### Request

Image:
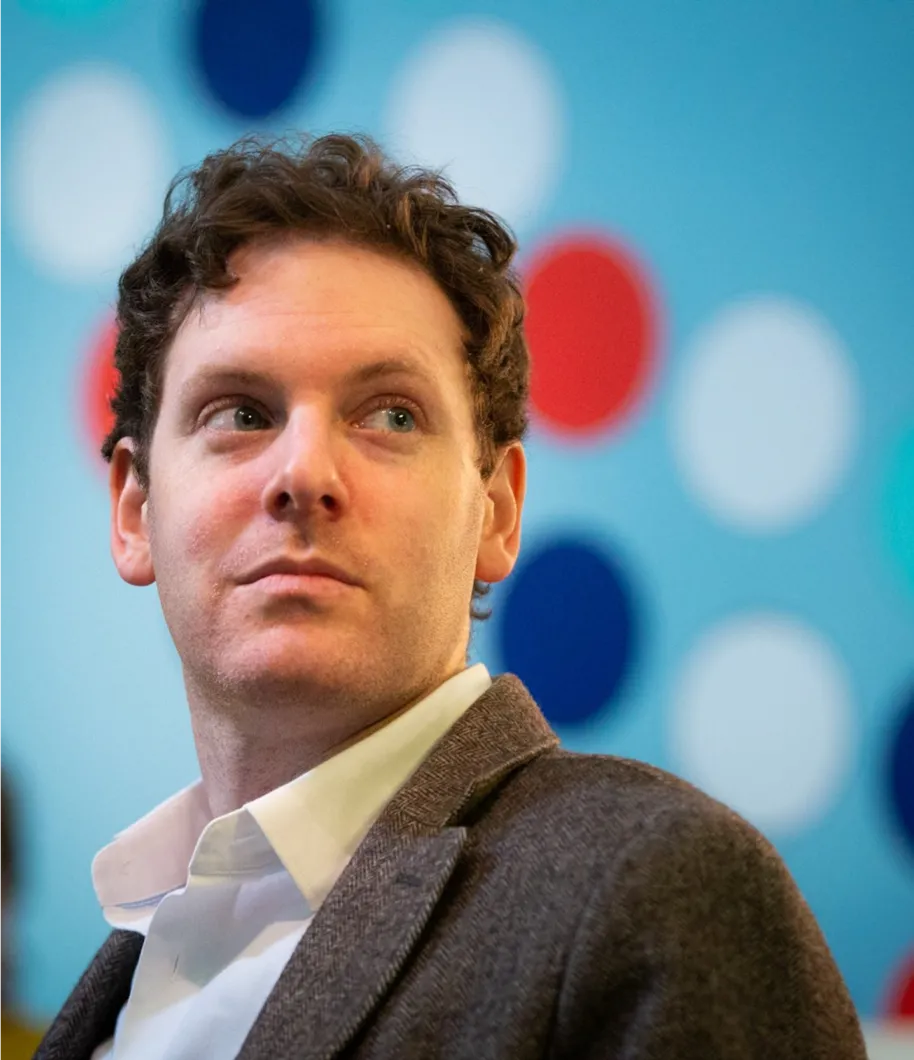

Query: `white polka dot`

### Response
(384, 17, 564, 230)
(670, 614, 855, 836)
(671, 296, 859, 531)
(10, 63, 172, 281)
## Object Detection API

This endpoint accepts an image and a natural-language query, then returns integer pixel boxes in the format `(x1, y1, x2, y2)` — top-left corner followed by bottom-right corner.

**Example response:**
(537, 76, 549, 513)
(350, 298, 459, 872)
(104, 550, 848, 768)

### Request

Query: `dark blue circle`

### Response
(194, 0, 320, 120)
(888, 684, 914, 857)
(497, 539, 637, 725)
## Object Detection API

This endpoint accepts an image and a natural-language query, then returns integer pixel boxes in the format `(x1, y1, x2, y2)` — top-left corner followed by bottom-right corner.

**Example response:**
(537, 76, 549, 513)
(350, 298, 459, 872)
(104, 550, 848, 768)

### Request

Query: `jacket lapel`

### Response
(238, 674, 558, 1060)
(238, 820, 466, 1060)
(35, 929, 143, 1060)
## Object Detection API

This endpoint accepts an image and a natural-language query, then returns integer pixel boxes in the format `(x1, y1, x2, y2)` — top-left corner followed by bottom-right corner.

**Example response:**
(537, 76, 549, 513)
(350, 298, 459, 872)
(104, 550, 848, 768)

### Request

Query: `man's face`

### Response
(113, 239, 523, 713)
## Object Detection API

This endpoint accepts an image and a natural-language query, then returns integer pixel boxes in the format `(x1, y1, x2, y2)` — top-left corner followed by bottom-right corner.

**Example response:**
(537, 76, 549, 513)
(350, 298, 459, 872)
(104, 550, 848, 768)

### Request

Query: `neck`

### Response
(185, 665, 465, 819)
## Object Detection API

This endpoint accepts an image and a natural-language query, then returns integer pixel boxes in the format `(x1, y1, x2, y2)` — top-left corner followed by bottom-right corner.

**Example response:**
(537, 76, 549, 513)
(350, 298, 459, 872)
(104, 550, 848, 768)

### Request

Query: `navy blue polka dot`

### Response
(194, 0, 320, 120)
(497, 539, 637, 725)
(888, 684, 914, 856)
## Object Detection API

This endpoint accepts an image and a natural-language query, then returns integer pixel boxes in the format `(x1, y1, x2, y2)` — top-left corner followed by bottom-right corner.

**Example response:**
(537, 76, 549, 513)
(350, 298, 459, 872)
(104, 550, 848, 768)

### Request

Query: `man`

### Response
(38, 134, 865, 1059)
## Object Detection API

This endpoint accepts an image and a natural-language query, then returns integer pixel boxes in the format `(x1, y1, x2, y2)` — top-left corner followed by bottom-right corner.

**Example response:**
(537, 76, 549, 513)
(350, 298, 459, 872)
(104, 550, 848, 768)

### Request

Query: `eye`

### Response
(360, 405, 418, 433)
(204, 404, 271, 432)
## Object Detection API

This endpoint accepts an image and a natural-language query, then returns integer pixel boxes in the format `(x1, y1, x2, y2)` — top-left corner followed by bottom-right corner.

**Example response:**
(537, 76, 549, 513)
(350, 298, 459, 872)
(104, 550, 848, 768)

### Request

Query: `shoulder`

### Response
(482, 748, 784, 891)
(509, 764, 866, 1058)
(484, 750, 825, 964)
(505, 746, 750, 835)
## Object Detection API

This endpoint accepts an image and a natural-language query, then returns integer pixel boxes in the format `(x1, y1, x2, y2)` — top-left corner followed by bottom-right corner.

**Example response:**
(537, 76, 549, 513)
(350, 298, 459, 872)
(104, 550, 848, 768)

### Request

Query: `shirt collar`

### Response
(93, 664, 491, 921)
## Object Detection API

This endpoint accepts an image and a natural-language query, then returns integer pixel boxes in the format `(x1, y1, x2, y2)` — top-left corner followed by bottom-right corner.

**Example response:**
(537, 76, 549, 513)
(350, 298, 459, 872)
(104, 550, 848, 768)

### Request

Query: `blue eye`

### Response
(205, 405, 270, 431)
(363, 406, 417, 433)
(233, 406, 268, 430)
(386, 407, 416, 432)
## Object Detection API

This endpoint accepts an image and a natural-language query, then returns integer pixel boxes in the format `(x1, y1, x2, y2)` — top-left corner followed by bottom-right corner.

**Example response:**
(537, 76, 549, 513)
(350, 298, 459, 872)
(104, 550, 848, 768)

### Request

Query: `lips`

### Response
(238, 556, 362, 588)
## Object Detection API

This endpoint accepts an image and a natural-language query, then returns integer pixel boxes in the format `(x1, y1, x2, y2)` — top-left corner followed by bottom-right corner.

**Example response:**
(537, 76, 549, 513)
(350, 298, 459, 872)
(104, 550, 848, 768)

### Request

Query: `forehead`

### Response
(163, 238, 468, 393)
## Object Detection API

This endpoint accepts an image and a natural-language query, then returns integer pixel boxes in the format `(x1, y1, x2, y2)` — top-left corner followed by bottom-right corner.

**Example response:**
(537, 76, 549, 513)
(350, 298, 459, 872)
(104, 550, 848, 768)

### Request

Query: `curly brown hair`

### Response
(102, 133, 530, 618)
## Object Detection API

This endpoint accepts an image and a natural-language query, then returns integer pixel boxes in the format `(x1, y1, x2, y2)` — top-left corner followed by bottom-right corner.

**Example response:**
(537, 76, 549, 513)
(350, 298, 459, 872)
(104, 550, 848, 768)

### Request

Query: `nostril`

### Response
(276, 491, 293, 510)
(320, 494, 337, 512)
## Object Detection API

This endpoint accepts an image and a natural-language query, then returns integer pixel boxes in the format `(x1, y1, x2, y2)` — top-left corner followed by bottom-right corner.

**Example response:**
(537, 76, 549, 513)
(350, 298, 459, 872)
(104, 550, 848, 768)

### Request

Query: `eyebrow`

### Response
(344, 358, 440, 388)
(178, 367, 275, 403)
(179, 356, 441, 400)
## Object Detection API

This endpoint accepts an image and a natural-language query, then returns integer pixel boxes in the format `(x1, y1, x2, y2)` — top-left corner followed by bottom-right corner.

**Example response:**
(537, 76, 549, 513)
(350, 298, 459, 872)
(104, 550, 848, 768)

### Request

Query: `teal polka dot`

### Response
(884, 427, 914, 594)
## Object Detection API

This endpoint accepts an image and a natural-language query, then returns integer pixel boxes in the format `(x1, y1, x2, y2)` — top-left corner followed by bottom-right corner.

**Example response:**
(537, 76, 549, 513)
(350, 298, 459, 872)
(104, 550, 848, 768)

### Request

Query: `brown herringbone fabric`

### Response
(37, 675, 867, 1059)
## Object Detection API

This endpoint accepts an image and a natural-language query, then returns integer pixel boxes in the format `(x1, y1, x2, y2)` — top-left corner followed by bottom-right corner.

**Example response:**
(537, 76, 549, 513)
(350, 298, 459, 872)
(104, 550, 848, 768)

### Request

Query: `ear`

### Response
(475, 443, 526, 585)
(110, 439, 155, 587)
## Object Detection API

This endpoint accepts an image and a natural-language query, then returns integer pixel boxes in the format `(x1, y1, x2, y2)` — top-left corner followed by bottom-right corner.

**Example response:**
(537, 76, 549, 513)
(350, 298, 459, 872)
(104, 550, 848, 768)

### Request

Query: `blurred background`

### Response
(2, 0, 913, 1054)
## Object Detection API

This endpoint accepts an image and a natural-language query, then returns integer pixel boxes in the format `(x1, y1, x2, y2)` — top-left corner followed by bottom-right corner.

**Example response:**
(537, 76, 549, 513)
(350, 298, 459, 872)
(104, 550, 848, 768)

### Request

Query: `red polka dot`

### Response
(80, 316, 119, 460)
(885, 949, 914, 1020)
(523, 233, 659, 436)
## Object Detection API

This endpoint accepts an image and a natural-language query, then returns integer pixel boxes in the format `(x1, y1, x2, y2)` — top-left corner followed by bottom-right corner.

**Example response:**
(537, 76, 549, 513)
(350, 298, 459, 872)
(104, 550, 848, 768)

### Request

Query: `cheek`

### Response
(377, 470, 483, 577)
(152, 473, 256, 568)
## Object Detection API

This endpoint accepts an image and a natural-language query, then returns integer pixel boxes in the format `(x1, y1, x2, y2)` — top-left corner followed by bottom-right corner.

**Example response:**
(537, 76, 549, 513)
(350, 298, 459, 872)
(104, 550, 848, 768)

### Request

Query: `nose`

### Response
(260, 408, 348, 522)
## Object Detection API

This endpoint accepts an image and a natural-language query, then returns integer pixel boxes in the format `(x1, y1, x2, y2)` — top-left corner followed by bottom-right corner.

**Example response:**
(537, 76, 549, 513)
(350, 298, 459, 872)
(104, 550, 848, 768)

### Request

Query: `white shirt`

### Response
(90, 664, 491, 1060)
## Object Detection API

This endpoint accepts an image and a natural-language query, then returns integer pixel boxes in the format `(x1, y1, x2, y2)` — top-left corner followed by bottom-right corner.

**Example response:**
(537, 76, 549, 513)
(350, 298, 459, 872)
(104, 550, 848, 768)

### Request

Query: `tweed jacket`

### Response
(37, 674, 866, 1059)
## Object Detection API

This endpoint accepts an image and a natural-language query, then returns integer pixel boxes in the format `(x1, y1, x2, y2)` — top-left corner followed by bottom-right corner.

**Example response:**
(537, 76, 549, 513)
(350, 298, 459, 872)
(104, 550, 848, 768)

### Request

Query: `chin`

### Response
(220, 626, 372, 693)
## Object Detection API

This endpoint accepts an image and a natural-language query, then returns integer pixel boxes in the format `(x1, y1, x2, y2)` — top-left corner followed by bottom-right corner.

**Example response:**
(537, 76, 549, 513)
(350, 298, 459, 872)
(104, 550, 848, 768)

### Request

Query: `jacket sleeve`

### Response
(550, 799, 867, 1059)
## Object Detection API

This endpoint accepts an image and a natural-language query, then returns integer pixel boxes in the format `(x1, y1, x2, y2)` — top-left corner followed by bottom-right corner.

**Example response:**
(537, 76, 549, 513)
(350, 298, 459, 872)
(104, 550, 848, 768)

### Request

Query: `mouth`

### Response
(238, 556, 363, 596)
(246, 572, 356, 599)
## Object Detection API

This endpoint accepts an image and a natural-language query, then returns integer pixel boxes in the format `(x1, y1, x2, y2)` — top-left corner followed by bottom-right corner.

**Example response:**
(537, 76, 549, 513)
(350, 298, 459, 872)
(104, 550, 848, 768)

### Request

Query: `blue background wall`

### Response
(3, 0, 913, 1031)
